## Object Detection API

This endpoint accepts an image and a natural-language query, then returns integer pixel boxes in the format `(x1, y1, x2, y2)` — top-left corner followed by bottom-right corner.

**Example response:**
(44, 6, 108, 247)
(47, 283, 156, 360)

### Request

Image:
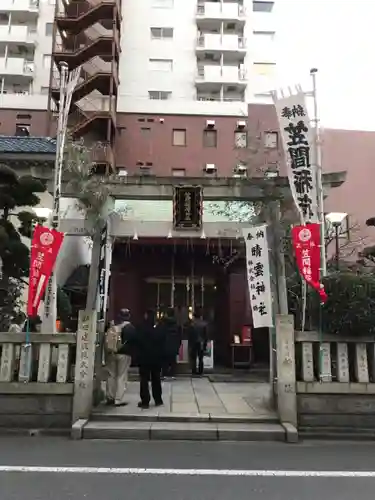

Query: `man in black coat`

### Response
(136, 309, 165, 409)
(188, 307, 208, 376)
(160, 308, 180, 379)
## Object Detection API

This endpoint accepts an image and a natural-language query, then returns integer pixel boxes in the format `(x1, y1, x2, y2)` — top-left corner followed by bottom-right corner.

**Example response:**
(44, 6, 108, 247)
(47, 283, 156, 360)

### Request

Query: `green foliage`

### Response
(64, 139, 111, 227)
(310, 272, 375, 336)
(0, 164, 46, 325)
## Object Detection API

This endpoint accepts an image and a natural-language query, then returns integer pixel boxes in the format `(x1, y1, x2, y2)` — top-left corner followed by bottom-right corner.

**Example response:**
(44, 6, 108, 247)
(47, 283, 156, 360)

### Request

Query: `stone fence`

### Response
(0, 310, 97, 431)
(0, 332, 76, 429)
(295, 330, 375, 431)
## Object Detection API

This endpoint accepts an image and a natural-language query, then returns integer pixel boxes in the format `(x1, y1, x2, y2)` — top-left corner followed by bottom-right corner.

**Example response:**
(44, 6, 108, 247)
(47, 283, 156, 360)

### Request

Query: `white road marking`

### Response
(0, 466, 375, 477)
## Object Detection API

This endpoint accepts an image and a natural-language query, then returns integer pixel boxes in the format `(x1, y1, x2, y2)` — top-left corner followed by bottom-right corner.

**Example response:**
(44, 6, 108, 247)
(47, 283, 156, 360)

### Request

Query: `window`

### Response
(172, 129, 186, 146)
(253, 62, 276, 76)
(203, 129, 217, 148)
(253, 1, 274, 12)
(152, 0, 173, 7)
(172, 168, 186, 177)
(16, 113, 31, 120)
(15, 124, 30, 137)
(150, 27, 174, 39)
(43, 55, 51, 68)
(264, 131, 278, 148)
(141, 127, 151, 134)
(234, 131, 247, 148)
(149, 58, 173, 71)
(148, 91, 172, 100)
(45, 23, 53, 36)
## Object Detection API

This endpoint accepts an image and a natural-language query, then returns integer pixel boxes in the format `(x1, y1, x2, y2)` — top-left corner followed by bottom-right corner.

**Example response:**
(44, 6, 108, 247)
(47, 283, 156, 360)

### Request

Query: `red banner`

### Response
(27, 225, 64, 317)
(291, 223, 327, 303)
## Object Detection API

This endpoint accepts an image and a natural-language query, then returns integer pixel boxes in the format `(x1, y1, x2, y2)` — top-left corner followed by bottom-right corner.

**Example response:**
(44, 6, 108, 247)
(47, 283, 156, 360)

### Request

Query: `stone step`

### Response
(92, 410, 279, 425)
(82, 420, 287, 441)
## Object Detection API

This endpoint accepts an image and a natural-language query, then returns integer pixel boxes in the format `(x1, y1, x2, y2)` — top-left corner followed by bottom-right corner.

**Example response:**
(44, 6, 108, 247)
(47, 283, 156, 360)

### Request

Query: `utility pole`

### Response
(41, 62, 80, 334)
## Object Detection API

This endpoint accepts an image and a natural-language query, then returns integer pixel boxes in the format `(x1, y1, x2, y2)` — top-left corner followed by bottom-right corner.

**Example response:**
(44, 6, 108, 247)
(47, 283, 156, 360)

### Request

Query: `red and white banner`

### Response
(27, 225, 64, 317)
(292, 223, 327, 303)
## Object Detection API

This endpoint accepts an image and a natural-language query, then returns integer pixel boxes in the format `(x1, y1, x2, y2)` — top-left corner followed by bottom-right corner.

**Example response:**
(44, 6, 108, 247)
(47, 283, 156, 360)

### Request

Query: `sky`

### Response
(275, 0, 375, 131)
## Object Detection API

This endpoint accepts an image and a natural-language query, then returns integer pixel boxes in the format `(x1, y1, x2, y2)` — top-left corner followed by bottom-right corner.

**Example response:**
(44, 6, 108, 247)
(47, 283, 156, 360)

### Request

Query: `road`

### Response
(2, 437, 375, 499)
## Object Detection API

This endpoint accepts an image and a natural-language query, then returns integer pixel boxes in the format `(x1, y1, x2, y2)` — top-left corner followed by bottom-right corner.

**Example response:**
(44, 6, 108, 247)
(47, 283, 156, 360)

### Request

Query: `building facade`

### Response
(0, 0, 55, 114)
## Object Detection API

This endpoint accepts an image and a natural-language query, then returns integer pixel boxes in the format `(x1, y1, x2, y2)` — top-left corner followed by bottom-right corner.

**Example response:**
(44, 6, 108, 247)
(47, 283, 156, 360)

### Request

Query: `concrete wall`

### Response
(298, 394, 375, 429)
(0, 394, 72, 429)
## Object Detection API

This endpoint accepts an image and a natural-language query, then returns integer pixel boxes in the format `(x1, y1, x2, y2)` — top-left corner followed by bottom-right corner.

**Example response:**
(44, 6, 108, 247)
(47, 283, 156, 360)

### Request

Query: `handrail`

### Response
(56, 0, 120, 19)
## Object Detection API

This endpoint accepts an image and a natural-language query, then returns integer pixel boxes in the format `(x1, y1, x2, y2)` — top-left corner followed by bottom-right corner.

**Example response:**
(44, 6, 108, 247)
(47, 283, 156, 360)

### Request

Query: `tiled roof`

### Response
(0, 136, 56, 154)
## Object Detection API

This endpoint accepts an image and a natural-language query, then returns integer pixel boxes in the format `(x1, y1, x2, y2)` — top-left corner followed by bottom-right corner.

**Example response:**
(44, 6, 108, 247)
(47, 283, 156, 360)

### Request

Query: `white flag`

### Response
(273, 91, 318, 223)
(243, 225, 273, 329)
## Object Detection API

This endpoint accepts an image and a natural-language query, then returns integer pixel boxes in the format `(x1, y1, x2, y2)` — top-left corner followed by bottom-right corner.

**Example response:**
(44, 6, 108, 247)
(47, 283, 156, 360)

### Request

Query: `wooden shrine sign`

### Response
(173, 185, 203, 230)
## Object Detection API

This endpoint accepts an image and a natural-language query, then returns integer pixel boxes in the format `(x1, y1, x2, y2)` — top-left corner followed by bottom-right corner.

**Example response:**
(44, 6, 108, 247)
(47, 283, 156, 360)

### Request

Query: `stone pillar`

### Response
(72, 310, 97, 423)
(276, 314, 297, 427)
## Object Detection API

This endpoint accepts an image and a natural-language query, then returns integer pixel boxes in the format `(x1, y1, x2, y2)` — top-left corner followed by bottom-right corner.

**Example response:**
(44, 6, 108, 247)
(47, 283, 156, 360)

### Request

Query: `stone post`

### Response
(276, 314, 297, 427)
(72, 310, 97, 423)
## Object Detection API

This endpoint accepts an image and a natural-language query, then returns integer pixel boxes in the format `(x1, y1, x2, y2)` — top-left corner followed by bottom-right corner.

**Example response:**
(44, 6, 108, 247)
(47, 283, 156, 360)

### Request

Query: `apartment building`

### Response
(0, 0, 278, 174)
(119, 0, 277, 116)
(0, 0, 55, 116)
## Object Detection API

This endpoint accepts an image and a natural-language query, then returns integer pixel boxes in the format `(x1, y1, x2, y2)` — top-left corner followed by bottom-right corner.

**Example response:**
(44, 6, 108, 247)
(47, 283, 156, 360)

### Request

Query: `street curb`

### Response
(281, 422, 299, 443)
(0, 428, 70, 437)
(71, 419, 89, 440)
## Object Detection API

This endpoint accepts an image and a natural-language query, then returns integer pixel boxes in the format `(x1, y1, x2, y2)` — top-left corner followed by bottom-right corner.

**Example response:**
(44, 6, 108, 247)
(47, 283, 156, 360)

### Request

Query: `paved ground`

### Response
(96, 378, 274, 417)
(2, 438, 375, 499)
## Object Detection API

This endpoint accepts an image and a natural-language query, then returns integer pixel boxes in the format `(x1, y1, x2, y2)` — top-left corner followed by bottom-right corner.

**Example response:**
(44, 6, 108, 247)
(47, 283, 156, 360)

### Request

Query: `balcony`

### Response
(0, 0, 39, 15)
(197, 92, 245, 103)
(196, 2, 246, 22)
(196, 65, 247, 86)
(196, 34, 246, 56)
(0, 58, 34, 78)
(0, 24, 36, 45)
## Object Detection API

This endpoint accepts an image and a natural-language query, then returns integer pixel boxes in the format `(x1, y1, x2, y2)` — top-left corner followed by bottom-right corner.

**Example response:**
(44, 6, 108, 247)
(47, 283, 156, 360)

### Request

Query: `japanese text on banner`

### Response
(242, 225, 273, 329)
(273, 92, 318, 224)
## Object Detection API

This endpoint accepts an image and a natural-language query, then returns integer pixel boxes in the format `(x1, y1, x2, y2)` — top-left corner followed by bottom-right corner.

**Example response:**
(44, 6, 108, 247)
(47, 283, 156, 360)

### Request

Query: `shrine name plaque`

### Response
(173, 185, 203, 230)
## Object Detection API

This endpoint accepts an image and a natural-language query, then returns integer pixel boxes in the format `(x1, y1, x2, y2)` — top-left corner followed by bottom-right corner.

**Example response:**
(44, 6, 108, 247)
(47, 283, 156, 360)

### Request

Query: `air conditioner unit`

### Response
(204, 163, 217, 173)
(206, 119, 215, 128)
(236, 120, 246, 129)
(235, 163, 247, 173)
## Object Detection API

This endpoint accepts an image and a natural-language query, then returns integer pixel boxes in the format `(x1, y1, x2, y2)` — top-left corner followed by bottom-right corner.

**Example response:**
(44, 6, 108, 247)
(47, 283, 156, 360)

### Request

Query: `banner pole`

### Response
(310, 68, 326, 382)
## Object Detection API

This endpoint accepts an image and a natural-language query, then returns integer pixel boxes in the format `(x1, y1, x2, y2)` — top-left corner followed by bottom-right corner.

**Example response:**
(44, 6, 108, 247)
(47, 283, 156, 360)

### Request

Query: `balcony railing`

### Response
(0, 58, 34, 77)
(197, 3, 246, 18)
(196, 65, 247, 82)
(197, 95, 245, 103)
(196, 34, 246, 50)
(0, 24, 36, 44)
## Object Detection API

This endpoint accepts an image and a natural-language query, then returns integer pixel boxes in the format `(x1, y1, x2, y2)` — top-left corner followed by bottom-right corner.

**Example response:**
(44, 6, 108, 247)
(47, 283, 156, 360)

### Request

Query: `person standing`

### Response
(136, 309, 164, 409)
(188, 308, 208, 377)
(105, 308, 136, 407)
(160, 308, 180, 380)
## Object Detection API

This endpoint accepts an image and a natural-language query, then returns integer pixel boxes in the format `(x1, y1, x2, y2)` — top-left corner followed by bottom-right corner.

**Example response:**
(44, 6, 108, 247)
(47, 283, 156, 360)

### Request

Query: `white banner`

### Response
(243, 225, 273, 329)
(273, 91, 318, 223)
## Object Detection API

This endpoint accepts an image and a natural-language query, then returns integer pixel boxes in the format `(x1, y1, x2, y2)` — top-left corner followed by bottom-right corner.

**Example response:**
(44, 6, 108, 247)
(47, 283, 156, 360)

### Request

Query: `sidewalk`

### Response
(96, 377, 275, 418)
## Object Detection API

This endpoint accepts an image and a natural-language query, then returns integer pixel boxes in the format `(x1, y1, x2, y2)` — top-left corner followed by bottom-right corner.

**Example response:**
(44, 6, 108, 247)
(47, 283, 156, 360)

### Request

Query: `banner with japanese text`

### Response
(243, 225, 273, 328)
(292, 223, 327, 303)
(27, 225, 64, 317)
(273, 91, 318, 224)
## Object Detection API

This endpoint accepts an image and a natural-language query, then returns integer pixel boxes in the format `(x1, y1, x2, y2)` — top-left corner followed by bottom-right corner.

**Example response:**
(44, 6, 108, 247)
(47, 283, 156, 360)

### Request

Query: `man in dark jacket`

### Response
(188, 308, 208, 376)
(136, 309, 164, 409)
(106, 308, 136, 406)
(160, 308, 180, 379)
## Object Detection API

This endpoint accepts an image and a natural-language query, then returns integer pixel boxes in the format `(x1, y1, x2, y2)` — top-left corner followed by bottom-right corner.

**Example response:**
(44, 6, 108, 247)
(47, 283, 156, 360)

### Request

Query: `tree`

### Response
(0, 164, 46, 329)
(63, 139, 115, 311)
